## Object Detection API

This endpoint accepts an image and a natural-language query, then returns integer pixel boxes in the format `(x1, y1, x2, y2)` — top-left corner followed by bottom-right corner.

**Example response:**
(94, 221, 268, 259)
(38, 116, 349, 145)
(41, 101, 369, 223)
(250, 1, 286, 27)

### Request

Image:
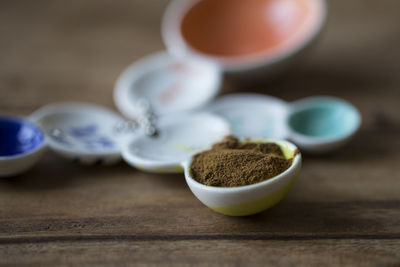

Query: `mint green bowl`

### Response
(287, 96, 361, 153)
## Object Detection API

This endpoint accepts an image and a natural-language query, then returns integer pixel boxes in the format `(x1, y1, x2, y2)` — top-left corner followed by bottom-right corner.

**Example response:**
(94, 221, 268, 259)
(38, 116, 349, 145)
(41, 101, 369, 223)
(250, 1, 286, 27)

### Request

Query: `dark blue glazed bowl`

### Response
(0, 116, 46, 176)
(0, 116, 44, 157)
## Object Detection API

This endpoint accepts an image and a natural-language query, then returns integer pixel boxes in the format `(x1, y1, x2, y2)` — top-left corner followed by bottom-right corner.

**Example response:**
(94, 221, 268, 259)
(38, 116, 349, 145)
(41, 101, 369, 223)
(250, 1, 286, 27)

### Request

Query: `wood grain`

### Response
(0, 0, 400, 265)
(1, 240, 400, 266)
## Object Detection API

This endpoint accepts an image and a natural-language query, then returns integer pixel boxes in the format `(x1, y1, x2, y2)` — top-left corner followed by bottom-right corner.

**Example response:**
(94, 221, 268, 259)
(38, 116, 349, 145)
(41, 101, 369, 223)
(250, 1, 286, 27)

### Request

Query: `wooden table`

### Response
(1, 0, 399, 265)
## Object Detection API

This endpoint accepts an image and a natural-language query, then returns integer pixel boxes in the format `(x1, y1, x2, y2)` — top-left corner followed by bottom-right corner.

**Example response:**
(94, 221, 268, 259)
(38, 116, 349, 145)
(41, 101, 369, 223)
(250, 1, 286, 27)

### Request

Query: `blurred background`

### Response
(0, 0, 399, 127)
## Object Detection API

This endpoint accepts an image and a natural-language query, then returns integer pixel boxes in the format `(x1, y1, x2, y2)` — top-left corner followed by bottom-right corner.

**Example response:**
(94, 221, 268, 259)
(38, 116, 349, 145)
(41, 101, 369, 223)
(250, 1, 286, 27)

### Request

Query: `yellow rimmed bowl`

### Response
(183, 139, 302, 216)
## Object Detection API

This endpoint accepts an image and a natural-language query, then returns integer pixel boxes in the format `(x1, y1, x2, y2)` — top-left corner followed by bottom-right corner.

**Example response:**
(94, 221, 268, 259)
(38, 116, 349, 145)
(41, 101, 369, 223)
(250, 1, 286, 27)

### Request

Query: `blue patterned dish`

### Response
(30, 102, 126, 165)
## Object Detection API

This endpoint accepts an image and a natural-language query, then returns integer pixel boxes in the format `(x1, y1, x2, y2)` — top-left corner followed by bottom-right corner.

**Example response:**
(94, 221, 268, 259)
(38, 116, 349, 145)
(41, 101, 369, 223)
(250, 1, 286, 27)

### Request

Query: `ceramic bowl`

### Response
(30, 102, 124, 165)
(287, 96, 362, 153)
(183, 139, 301, 216)
(162, 0, 327, 80)
(0, 116, 46, 177)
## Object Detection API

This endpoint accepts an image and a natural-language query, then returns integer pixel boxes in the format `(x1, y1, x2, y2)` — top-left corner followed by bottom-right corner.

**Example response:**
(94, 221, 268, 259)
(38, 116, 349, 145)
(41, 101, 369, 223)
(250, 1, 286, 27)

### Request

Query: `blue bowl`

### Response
(0, 116, 46, 176)
(0, 116, 44, 157)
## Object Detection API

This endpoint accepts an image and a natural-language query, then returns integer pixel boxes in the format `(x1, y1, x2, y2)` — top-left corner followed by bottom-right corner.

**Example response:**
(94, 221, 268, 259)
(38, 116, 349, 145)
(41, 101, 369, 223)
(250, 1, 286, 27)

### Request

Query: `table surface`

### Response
(1, 0, 400, 266)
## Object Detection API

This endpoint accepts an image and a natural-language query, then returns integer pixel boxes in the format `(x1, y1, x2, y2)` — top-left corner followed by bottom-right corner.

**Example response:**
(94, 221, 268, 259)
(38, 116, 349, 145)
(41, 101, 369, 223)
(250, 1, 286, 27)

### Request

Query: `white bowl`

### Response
(183, 139, 301, 216)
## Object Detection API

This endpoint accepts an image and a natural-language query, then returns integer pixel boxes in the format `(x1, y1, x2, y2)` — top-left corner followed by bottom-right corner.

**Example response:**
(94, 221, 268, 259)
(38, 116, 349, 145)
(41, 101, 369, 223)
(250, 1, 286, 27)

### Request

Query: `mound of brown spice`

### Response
(190, 136, 293, 187)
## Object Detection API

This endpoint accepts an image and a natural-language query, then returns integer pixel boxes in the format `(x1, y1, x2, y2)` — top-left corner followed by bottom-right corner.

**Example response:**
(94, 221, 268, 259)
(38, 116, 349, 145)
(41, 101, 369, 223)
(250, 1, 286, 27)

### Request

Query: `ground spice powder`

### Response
(190, 136, 293, 187)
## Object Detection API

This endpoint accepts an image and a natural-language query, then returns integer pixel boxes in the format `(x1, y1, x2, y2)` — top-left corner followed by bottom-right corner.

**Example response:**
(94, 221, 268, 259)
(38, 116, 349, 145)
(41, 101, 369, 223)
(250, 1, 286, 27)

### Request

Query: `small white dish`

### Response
(206, 94, 289, 139)
(0, 116, 46, 177)
(114, 51, 221, 119)
(121, 112, 231, 173)
(30, 102, 126, 164)
(183, 139, 301, 216)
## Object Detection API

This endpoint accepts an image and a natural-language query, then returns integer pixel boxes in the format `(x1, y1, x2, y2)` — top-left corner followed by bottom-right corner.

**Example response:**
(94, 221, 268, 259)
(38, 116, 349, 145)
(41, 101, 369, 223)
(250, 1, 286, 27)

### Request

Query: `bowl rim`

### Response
(162, 0, 328, 72)
(183, 138, 301, 192)
(0, 115, 46, 160)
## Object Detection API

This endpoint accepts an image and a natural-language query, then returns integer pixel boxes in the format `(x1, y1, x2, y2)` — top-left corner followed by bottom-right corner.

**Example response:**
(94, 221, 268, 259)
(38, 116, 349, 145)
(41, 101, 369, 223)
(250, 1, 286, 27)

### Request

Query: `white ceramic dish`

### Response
(121, 112, 231, 173)
(206, 94, 289, 139)
(184, 138, 301, 216)
(30, 102, 125, 164)
(114, 51, 221, 119)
